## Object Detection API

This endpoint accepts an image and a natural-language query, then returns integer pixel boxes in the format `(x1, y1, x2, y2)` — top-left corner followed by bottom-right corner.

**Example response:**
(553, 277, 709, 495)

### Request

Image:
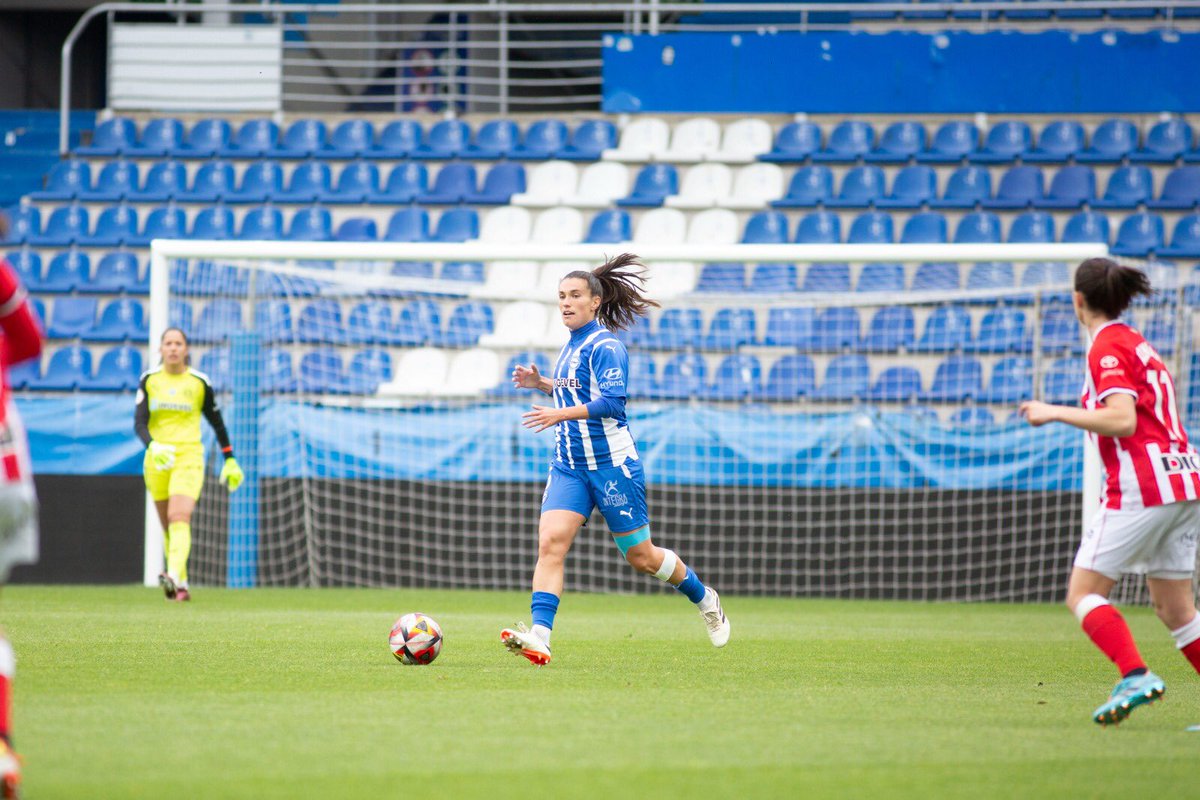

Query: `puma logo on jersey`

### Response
(619, 509, 633, 519)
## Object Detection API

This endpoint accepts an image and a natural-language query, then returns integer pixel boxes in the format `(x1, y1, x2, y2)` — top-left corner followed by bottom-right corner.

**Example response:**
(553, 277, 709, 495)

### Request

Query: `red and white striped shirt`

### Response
(1083, 320, 1200, 510)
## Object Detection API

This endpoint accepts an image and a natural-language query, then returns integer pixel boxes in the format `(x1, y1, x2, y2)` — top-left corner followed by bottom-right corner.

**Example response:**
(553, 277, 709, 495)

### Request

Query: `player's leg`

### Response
(1147, 577, 1200, 674)
(145, 456, 176, 599)
(164, 494, 196, 601)
(0, 627, 17, 799)
(620, 536, 729, 647)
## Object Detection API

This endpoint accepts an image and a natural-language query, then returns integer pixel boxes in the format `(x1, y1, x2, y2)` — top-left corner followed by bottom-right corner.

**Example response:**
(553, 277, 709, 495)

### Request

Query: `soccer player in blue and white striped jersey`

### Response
(501, 254, 729, 665)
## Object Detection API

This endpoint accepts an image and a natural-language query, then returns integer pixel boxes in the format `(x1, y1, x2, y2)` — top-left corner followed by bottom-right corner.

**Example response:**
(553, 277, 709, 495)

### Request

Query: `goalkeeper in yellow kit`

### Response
(134, 328, 243, 601)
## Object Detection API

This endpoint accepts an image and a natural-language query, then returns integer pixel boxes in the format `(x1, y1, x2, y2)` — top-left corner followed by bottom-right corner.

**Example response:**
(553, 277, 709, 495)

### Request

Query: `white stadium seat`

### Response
(531, 206, 585, 244)
(660, 117, 722, 163)
(665, 162, 733, 209)
(443, 348, 503, 396)
(563, 162, 629, 208)
(510, 160, 578, 207)
(645, 261, 698, 299)
(711, 119, 773, 163)
(479, 206, 531, 243)
(377, 348, 448, 396)
(478, 301, 549, 348)
(537, 308, 570, 348)
(536, 260, 590, 297)
(686, 208, 739, 245)
(602, 117, 670, 162)
(478, 260, 539, 299)
(722, 162, 785, 210)
(634, 207, 687, 244)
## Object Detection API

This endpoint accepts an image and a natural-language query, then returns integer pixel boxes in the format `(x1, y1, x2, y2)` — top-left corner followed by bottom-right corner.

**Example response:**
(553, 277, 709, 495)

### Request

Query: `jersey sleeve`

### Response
(134, 373, 152, 447)
(1088, 338, 1139, 404)
(584, 338, 628, 419)
(199, 376, 235, 457)
(0, 258, 43, 367)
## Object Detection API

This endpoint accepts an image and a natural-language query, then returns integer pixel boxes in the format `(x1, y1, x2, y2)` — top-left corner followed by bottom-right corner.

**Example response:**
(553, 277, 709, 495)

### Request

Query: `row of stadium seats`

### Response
(689, 1, 1199, 23)
(31, 159, 1200, 211)
(75, 116, 1200, 166)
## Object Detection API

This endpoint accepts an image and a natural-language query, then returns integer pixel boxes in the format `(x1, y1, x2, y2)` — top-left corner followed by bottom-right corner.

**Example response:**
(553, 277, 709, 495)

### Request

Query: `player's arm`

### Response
(1019, 393, 1137, 438)
(134, 374, 153, 447)
(0, 257, 43, 367)
(200, 378, 244, 491)
(582, 341, 627, 420)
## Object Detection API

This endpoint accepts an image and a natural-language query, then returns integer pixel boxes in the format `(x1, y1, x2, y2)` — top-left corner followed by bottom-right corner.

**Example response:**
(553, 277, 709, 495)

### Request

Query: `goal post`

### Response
(145, 237, 1157, 600)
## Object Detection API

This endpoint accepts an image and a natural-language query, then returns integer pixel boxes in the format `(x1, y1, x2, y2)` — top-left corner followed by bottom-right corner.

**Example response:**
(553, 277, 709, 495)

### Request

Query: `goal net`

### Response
(147, 239, 1196, 602)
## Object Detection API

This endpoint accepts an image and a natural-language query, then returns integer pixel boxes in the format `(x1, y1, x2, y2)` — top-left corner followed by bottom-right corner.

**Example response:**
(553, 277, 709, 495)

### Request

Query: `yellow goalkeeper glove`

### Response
(219, 457, 244, 493)
(148, 441, 176, 471)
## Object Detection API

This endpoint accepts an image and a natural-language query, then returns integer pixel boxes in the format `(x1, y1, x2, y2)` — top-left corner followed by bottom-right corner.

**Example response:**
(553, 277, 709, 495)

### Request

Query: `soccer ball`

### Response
(389, 612, 443, 665)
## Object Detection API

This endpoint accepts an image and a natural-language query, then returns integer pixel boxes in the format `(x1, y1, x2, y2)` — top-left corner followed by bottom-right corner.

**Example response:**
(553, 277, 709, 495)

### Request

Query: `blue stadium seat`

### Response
(78, 160, 139, 202)
(190, 206, 236, 240)
(368, 120, 422, 159)
(617, 164, 678, 207)
(931, 166, 991, 209)
(79, 204, 138, 247)
(968, 308, 1028, 353)
(864, 121, 925, 163)
(30, 160, 91, 201)
(1035, 165, 1096, 210)
(921, 355, 983, 402)
(618, 316, 653, 350)
(255, 300, 293, 343)
(771, 165, 833, 209)
(584, 209, 631, 243)
(86, 298, 147, 342)
(1162, 214, 1200, 258)
(1040, 306, 1084, 353)
(285, 207, 332, 242)
(1094, 165, 1155, 209)
(464, 163, 526, 205)
(345, 301, 393, 344)
(26, 344, 92, 390)
(1077, 119, 1138, 163)
(876, 165, 937, 209)
(866, 365, 922, 402)
(368, 163, 428, 204)
(696, 262, 746, 292)
(1043, 358, 1084, 403)
(274, 162, 332, 204)
(38, 250, 89, 293)
(268, 119, 329, 159)
(652, 308, 704, 349)
(1130, 119, 1193, 163)
(1111, 212, 1164, 257)
(650, 353, 707, 400)
(741, 211, 789, 244)
(558, 120, 618, 161)
(913, 304, 972, 352)
(421, 163, 479, 204)
(326, 119, 376, 159)
(432, 208, 479, 243)
(971, 121, 1032, 164)
(917, 121, 979, 164)
(799, 263, 849, 293)
(328, 162, 380, 204)
(811, 307, 860, 350)
(346, 348, 393, 394)
(953, 211, 1002, 244)
(225, 161, 283, 204)
(76, 117, 137, 156)
(412, 119, 471, 159)
(703, 308, 756, 349)
(705, 354, 761, 400)
(984, 165, 1044, 210)
(46, 296, 97, 338)
(192, 299, 243, 343)
(1024, 121, 1085, 163)
(295, 299, 345, 344)
(812, 354, 870, 401)
(1062, 210, 1110, 244)
(911, 262, 961, 291)
(762, 307, 815, 348)
(746, 262, 794, 293)
(262, 348, 297, 393)
(2, 206, 38, 244)
(169, 298, 193, 330)
(384, 208, 431, 242)
(948, 407, 994, 428)
(464, 119, 520, 159)
(436, 301, 494, 347)
(124, 118, 184, 158)
(812, 121, 874, 163)
(299, 349, 348, 393)
(900, 212, 947, 244)
(218, 119, 280, 158)
(846, 211, 893, 244)
(1139, 315, 1176, 355)
(790, 211, 839, 245)
(238, 206, 284, 240)
(760, 354, 816, 400)
(5, 250, 40, 289)
(511, 119, 569, 160)
(859, 306, 914, 352)
(31, 206, 88, 247)
(176, 118, 232, 158)
(180, 160, 236, 203)
(1020, 261, 1070, 290)
(8, 355, 38, 391)
(196, 347, 231, 392)
(335, 217, 378, 242)
(965, 262, 1014, 293)
(1149, 167, 1200, 210)
(1008, 211, 1055, 243)
(759, 121, 822, 163)
(181, 261, 242, 297)
(394, 299, 441, 346)
(827, 165, 886, 208)
(856, 262, 906, 293)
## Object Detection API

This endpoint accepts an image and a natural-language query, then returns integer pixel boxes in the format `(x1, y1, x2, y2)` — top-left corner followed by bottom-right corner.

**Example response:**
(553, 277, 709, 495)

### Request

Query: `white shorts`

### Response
(0, 405, 38, 583)
(1075, 500, 1200, 580)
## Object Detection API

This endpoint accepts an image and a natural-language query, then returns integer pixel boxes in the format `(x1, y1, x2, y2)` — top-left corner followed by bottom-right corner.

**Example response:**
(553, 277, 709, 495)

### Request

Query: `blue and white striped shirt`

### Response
(551, 319, 638, 470)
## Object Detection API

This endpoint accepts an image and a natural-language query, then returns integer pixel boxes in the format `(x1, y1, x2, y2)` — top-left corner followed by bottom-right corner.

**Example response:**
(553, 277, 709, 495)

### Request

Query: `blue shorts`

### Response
(541, 459, 649, 534)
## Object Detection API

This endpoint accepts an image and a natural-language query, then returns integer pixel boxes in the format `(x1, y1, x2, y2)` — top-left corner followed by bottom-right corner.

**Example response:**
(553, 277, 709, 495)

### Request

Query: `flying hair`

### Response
(562, 253, 661, 332)
(1073, 257, 1152, 319)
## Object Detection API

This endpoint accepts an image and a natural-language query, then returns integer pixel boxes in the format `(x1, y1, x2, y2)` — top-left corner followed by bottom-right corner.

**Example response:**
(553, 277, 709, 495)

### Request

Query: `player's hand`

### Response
(522, 404, 562, 433)
(512, 363, 542, 390)
(1018, 400, 1057, 427)
(219, 457, 244, 492)
(148, 441, 176, 471)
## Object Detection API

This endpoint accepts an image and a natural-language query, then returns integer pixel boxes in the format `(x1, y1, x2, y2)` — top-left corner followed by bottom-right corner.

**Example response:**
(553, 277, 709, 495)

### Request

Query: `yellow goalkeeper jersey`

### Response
(134, 367, 232, 450)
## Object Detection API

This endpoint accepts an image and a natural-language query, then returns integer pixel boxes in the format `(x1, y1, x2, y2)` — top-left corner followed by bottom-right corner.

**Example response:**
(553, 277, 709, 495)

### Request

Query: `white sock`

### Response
(531, 624, 552, 645)
(698, 588, 718, 613)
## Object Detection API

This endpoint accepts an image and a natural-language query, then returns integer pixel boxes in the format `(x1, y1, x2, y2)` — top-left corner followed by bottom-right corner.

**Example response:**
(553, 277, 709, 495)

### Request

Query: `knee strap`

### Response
(612, 525, 651, 558)
(654, 548, 678, 582)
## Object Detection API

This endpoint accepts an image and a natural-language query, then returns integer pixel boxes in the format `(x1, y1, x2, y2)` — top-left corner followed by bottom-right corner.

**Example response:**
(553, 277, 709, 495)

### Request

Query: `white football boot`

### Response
(699, 589, 731, 647)
(501, 622, 552, 666)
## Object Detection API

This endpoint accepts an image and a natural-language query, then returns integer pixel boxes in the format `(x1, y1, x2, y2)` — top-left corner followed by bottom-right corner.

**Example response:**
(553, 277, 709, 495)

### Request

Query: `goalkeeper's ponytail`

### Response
(562, 253, 660, 333)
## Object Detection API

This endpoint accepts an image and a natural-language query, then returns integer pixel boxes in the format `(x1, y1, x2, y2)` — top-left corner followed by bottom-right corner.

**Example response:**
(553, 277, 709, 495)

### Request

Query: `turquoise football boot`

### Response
(1092, 672, 1165, 726)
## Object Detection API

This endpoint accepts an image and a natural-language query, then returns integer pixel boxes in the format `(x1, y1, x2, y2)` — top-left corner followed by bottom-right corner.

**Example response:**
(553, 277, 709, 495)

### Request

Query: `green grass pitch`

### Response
(6, 586, 1199, 798)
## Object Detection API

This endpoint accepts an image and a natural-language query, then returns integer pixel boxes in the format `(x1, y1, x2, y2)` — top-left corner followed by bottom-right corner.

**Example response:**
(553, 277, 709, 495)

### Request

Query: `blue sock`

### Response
(531, 591, 560, 630)
(675, 567, 707, 604)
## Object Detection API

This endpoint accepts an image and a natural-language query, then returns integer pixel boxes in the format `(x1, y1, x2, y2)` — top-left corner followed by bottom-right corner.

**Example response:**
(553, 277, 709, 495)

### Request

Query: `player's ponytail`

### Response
(563, 253, 660, 332)
(1074, 257, 1152, 319)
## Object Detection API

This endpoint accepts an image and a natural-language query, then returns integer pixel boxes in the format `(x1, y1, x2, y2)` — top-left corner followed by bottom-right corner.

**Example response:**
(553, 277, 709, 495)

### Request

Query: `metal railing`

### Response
(61, 1, 1200, 154)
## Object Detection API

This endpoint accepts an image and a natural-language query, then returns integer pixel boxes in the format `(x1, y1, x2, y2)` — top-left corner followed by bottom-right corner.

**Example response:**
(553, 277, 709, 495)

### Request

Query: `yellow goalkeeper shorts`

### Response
(143, 443, 205, 502)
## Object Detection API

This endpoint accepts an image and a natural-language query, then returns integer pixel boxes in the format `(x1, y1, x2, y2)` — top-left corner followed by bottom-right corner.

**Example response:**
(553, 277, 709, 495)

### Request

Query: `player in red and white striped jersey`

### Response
(1021, 257, 1200, 726)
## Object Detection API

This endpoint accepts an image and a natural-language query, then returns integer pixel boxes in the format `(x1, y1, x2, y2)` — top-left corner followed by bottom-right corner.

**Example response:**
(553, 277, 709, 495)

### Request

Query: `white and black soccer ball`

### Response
(389, 612, 443, 665)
